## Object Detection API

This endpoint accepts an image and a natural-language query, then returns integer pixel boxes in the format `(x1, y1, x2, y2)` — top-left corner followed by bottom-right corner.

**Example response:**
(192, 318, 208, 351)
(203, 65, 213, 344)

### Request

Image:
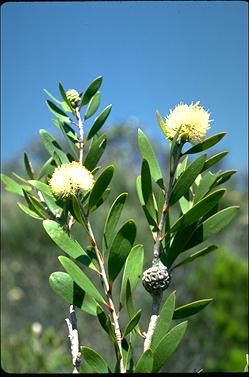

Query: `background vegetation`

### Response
(1, 123, 248, 373)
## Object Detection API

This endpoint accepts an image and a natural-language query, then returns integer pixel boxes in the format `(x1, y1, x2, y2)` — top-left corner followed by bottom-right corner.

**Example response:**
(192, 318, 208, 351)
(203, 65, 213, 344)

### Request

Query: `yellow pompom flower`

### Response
(158, 101, 212, 145)
(49, 162, 94, 199)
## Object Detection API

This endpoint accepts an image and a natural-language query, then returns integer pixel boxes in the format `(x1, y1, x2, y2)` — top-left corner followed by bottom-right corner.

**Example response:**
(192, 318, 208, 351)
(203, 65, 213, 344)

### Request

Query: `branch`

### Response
(144, 142, 183, 350)
(75, 107, 84, 164)
(84, 214, 126, 373)
(65, 305, 82, 373)
(144, 293, 162, 351)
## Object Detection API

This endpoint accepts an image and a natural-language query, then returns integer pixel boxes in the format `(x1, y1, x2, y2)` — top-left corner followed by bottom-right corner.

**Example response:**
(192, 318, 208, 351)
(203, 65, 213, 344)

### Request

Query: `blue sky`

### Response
(1, 1, 248, 172)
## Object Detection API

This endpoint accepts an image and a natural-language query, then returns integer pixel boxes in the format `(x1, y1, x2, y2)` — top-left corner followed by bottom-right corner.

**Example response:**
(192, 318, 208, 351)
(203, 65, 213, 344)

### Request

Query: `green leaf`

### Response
(80, 76, 103, 106)
(141, 159, 157, 221)
(156, 110, 167, 138)
(84, 134, 107, 171)
(183, 133, 227, 154)
(170, 189, 226, 233)
(126, 279, 135, 318)
(214, 170, 237, 186)
(151, 291, 176, 349)
(87, 104, 112, 140)
(1, 174, 31, 196)
(49, 272, 97, 316)
(58, 82, 74, 112)
(173, 299, 213, 319)
(152, 321, 188, 372)
(43, 219, 95, 270)
(44, 88, 62, 105)
(123, 310, 142, 337)
(120, 244, 144, 306)
(169, 154, 206, 206)
(136, 176, 158, 233)
(185, 206, 240, 250)
(22, 190, 48, 219)
(91, 188, 111, 211)
(59, 256, 106, 305)
(17, 202, 43, 220)
(108, 220, 137, 283)
(166, 222, 199, 267)
(84, 91, 101, 120)
(58, 121, 78, 160)
(201, 151, 228, 172)
(88, 165, 114, 210)
(137, 128, 164, 188)
(28, 180, 52, 196)
(135, 349, 154, 373)
(39, 129, 69, 164)
(24, 152, 34, 179)
(103, 192, 128, 250)
(46, 100, 71, 123)
(80, 346, 109, 373)
(172, 245, 219, 269)
(96, 303, 116, 340)
(194, 172, 219, 203)
(38, 157, 56, 179)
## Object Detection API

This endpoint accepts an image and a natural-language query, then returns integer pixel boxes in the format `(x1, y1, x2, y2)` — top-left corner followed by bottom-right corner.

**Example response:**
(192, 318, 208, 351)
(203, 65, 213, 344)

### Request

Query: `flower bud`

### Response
(66, 89, 81, 105)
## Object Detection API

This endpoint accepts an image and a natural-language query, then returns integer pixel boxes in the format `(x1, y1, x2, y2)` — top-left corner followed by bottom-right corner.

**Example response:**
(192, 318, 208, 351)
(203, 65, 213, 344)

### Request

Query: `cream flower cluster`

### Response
(65, 89, 81, 104)
(162, 101, 211, 144)
(49, 162, 94, 198)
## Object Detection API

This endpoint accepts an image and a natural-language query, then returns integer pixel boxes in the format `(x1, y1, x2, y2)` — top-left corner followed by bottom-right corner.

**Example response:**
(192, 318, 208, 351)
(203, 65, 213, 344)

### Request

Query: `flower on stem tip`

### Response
(66, 89, 81, 104)
(49, 162, 94, 199)
(159, 101, 212, 145)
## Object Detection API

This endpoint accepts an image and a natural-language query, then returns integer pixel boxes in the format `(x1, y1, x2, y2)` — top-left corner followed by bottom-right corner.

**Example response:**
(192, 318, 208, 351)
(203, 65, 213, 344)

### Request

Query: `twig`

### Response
(144, 142, 183, 351)
(144, 293, 162, 351)
(84, 214, 126, 373)
(65, 305, 82, 373)
(75, 107, 84, 164)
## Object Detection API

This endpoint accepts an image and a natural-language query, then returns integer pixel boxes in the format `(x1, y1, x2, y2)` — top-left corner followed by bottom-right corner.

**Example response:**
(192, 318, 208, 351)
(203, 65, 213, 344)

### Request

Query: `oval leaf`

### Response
(123, 309, 142, 337)
(173, 299, 213, 319)
(84, 91, 101, 120)
(80, 346, 109, 373)
(39, 129, 69, 164)
(183, 132, 226, 154)
(59, 82, 74, 112)
(43, 219, 95, 270)
(151, 291, 176, 350)
(141, 159, 157, 221)
(17, 202, 43, 220)
(169, 154, 206, 206)
(58, 256, 106, 305)
(172, 245, 219, 269)
(46, 100, 71, 123)
(135, 349, 154, 373)
(24, 152, 34, 179)
(80, 76, 103, 106)
(201, 151, 228, 172)
(185, 206, 240, 250)
(49, 272, 97, 316)
(108, 220, 137, 283)
(194, 172, 219, 203)
(87, 104, 112, 140)
(170, 189, 226, 233)
(84, 134, 107, 171)
(120, 244, 144, 306)
(137, 129, 164, 188)
(1, 174, 31, 196)
(103, 192, 128, 250)
(153, 321, 188, 372)
(88, 165, 114, 210)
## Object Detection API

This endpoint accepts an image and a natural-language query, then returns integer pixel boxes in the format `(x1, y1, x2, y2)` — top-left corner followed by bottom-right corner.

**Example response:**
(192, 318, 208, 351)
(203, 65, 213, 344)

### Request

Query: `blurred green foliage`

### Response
(1, 123, 248, 373)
